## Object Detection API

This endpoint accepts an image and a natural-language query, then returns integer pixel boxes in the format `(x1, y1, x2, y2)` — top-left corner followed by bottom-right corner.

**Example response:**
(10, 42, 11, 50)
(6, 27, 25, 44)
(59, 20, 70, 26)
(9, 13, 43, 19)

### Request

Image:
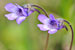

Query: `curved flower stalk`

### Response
(5, 3, 40, 24)
(64, 20, 73, 50)
(37, 14, 73, 50)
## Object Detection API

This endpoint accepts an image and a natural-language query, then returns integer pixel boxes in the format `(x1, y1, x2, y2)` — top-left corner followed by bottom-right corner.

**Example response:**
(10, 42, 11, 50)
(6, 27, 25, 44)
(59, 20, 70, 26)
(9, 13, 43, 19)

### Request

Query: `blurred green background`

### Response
(0, 0, 75, 50)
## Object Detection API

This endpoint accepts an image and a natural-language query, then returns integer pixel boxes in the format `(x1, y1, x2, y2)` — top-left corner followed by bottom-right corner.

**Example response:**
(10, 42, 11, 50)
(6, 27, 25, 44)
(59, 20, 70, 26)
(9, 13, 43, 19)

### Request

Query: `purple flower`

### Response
(37, 14, 64, 34)
(5, 3, 34, 24)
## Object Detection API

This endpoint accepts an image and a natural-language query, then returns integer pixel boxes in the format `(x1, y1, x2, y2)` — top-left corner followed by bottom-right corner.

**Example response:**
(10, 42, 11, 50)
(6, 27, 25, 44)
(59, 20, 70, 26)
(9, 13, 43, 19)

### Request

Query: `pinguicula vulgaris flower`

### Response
(4, 3, 74, 50)
(5, 3, 34, 24)
(37, 14, 65, 34)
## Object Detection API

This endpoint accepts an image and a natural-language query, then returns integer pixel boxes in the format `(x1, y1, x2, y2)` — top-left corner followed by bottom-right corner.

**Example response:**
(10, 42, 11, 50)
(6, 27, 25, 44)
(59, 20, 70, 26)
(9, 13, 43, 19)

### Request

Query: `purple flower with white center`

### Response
(5, 3, 34, 24)
(37, 14, 64, 34)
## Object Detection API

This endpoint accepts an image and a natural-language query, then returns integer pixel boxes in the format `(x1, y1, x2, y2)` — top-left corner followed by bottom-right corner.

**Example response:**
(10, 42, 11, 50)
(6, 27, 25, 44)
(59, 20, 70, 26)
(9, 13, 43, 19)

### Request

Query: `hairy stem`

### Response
(31, 5, 49, 50)
(64, 20, 73, 50)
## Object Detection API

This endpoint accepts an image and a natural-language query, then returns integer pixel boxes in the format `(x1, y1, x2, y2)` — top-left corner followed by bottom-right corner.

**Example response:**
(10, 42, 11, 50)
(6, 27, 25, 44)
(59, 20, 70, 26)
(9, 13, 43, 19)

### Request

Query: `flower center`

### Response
(17, 8, 24, 16)
(18, 8, 22, 13)
(50, 20, 57, 25)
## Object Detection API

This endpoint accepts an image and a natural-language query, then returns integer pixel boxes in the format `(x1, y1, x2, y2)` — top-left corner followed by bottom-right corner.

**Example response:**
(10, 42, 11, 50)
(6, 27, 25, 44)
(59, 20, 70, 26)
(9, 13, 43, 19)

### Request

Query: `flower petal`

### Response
(48, 29, 57, 34)
(5, 3, 18, 12)
(16, 16, 26, 24)
(16, 4, 28, 16)
(37, 24, 49, 31)
(38, 14, 49, 24)
(23, 8, 34, 17)
(57, 24, 64, 30)
(28, 10, 34, 16)
(23, 8, 28, 16)
(49, 14, 55, 20)
(5, 13, 18, 20)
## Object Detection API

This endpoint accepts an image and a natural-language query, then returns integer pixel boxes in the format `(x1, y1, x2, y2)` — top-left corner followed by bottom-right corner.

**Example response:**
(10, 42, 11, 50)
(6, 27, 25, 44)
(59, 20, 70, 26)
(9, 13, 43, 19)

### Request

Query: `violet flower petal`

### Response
(38, 14, 49, 24)
(59, 25, 64, 29)
(28, 10, 34, 16)
(23, 8, 34, 17)
(5, 13, 18, 20)
(37, 24, 49, 31)
(16, 4, 28, 16)
(49, 14, 55, 20)
(48, 29, 57, 34)
(5, 3, 18, 12)
(57, 24, 64, 30)
(16, 16, 26, 24)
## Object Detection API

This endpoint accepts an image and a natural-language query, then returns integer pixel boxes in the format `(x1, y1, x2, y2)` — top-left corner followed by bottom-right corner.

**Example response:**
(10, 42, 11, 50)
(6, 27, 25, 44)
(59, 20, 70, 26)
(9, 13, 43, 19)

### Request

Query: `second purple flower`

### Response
(37, 14, 65, 34)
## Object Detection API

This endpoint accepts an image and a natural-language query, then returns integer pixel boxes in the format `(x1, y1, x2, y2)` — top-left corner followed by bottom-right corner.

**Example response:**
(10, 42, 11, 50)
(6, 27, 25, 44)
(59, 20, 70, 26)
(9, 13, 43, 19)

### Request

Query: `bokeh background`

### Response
(0, 0, 75, 50)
